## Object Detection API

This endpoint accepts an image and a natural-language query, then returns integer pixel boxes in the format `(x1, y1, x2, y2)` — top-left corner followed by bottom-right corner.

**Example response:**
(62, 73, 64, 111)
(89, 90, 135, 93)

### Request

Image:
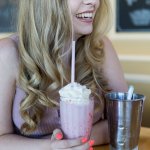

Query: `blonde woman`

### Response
(0, 0, 127, 150)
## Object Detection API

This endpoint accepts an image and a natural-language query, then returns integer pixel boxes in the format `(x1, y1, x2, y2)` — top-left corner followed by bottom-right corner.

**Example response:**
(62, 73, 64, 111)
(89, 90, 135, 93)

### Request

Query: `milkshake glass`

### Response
(59, 82, 94, 139)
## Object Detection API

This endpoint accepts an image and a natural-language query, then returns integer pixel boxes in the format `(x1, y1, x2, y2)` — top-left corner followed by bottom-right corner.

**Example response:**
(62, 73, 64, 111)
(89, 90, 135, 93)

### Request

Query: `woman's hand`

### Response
(50, 129, 94, 150)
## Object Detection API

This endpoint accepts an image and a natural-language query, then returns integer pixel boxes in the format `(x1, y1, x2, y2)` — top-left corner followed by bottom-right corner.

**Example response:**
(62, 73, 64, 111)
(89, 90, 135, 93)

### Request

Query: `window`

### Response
(116, 0, 150, 32)
(0, 0, 18, 33)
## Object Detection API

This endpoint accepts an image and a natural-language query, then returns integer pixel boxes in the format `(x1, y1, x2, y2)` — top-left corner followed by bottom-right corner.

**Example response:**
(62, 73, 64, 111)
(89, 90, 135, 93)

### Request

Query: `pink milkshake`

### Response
(59, 82, 94, 139)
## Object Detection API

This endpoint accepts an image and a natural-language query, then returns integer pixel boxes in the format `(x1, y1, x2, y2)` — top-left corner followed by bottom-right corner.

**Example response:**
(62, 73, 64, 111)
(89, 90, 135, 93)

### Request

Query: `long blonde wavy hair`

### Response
(17, 0, 112, 134)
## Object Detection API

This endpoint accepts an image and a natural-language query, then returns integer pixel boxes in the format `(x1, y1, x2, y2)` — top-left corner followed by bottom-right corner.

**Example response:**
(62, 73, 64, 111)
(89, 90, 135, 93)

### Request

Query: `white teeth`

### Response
(76, 13, 93, 19)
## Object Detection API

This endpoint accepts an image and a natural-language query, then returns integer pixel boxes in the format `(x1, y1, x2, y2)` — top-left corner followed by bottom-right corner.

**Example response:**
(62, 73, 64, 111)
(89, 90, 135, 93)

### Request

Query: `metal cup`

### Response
(105, 92, 145, 150)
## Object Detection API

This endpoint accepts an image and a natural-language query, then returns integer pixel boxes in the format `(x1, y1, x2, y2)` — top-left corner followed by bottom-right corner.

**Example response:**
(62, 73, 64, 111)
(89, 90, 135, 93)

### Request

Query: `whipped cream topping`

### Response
(59, 82, 91, 104)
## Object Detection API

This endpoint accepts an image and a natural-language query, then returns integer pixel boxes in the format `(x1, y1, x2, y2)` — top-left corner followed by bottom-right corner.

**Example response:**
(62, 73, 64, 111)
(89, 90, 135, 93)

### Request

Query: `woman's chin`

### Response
(75, 30, 93, 39)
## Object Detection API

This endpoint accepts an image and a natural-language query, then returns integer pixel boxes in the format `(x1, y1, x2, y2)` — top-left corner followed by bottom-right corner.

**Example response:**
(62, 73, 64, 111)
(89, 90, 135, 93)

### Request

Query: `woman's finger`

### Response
(69, 139, 95, 150)
(54, 138, 82, 148)
(51, 128, 63, 141)
(65, 141, 91, 150)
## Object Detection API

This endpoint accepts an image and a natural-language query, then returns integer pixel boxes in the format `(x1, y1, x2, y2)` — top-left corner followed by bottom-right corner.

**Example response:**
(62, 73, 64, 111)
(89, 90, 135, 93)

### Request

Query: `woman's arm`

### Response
(90, 120, 109, 145)
(102, 37, 128, 92)
(91, 37, 128, 146)
(0, 38, 18, 137)
(0, 134, 52, 150)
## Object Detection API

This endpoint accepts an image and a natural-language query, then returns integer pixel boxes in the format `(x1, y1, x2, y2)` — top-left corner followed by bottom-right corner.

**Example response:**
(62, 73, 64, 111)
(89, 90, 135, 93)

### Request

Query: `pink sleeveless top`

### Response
(10, 35, 103, 138)
(13, 87, 61, 138)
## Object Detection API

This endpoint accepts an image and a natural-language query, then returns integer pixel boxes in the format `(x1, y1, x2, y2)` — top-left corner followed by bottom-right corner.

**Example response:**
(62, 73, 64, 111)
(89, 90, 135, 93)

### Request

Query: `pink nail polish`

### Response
(89, 147, 93, 150)
(56, 133, 63, 140)
(81, 137, 88, 143)
(89, 140, 95, 146)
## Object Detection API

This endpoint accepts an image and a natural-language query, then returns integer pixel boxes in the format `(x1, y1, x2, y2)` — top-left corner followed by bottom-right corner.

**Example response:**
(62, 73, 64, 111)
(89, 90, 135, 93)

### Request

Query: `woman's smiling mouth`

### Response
(76, 11, 94, 23)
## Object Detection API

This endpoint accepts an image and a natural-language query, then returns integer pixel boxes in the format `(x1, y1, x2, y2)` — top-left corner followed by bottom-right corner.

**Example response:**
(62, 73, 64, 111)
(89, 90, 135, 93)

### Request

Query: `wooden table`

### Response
(94, 127, 150, 150)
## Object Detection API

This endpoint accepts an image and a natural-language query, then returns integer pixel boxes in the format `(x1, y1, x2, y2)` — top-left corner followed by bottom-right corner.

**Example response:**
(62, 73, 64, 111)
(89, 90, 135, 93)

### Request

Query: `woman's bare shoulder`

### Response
(0, 36, 18, 55)
(101, 36, 114, 52)
(101, 36, 128, 92)
(101, 36, 120, 63)
(0, 36, 19, 79)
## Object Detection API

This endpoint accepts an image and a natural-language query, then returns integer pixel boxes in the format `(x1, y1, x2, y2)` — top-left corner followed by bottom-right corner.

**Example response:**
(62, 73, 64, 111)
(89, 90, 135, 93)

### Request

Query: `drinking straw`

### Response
(127, 85, 134, 100)
(71, 41, 76, 83)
